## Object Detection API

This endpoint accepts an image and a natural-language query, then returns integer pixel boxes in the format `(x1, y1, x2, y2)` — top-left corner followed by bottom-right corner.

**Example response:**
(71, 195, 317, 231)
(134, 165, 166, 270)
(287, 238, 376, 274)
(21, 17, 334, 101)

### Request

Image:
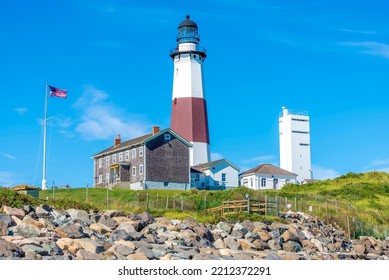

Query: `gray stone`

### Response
(21, 244, 49, 256)
(264, 251, 283, 260)
(3, 206, 25, 220)
(268, 239, 282, 251)
(77, 239, 105, 254)
(35, 206, 51, 218)
(0, 238, 24, 258)
(283, 241, 303, 253)
(0, 213, 15, 235)
(182, 217, 199, 228)
(110, 229, 133, 242)
(193, 226, 214, 242)
(224, 237, 242, 250)
(105, 210, 126, 218)
(76, 249, 102, 260)
(98, 215, 119, 230)
(192, 253, 221, 260)
(13, 223, 41, 238)
(138, 212, 155, 224)
(213, 238, 225, 249)
(108, 244, 135, 257)
(61, 223, 88, 239)
(67, 209, 93, 225)
(23, 205, 34, 214)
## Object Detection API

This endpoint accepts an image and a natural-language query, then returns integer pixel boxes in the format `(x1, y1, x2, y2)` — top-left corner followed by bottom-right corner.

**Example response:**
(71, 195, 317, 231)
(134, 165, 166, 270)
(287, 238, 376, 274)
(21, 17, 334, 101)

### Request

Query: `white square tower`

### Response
(279, 107, 311, 183)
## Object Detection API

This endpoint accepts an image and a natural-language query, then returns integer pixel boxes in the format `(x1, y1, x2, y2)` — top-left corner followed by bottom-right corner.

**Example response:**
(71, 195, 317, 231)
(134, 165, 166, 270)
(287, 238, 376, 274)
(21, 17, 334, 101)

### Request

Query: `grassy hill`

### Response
(2, 171, 388, 237)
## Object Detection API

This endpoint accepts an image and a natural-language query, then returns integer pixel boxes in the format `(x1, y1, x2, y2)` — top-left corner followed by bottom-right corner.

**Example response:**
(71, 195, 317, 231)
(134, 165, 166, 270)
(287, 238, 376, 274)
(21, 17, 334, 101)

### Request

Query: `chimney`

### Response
(152, 126, 160, 135)
(114, 134, 121, 147)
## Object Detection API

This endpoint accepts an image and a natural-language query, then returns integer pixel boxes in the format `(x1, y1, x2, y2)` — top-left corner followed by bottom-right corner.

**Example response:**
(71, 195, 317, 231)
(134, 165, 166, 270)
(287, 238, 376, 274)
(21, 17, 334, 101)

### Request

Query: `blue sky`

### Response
(1, 0, 389, 188)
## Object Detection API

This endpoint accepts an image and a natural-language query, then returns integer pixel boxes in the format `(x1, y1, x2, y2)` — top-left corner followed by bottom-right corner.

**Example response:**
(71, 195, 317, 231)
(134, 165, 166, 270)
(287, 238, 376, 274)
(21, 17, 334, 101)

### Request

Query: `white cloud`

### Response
(363, 158, 389, 173)
(1, 152, 16, 160)
(74, 85, 151, 141)
(14, 107, 28, 115)
(340, 41, 389, 60)
(340, 29, 375, 35)
(311, 164, 340, 180)
(242, 155, 277, 164)
(0, 171, 17, 187)
(211, 152, 223, 161)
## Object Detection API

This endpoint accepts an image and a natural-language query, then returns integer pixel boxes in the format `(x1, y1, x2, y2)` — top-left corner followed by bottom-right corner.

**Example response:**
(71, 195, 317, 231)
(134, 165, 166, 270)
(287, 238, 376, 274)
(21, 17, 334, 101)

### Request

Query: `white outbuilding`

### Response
(240, 163, 297, 190)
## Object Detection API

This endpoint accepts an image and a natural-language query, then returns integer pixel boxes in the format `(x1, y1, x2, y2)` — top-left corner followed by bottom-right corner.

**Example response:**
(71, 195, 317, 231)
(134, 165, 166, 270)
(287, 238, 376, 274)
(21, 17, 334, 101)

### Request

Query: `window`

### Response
(112, 154, 116, 164)
(139, 164, 143, 175)
(250, 178, 253, 187)
(132, 148, 136, 159)
(106, 156, 110, 165)
(292, 118, 308, 122)
(98, 175, 102, 184)
(286, 179, 290, 184)
(273, 178, 278, 188)
(221, 173, 226, 182)
(125, 150, 129, 160)
(119, 152, 123, 162)
(164, 134, 171, 141)
(132, 166, 136, 176)
(299, 143, 310, 146)
(261, 178, 266, 187)
(139, 146, 143, 157)
(106, 173, 110, 183)
(98, 158, 102, 168)
(242, 179, 248, 186)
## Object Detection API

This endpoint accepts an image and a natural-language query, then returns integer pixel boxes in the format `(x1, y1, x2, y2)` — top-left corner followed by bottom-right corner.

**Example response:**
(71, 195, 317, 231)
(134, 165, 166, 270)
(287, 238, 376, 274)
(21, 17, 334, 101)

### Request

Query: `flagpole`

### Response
(42, 82, 48, 190)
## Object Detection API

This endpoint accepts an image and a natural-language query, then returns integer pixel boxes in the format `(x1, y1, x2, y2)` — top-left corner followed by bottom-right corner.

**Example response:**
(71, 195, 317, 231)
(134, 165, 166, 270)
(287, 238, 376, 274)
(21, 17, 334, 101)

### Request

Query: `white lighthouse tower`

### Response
(170, 15, 210, 166)
(279, 106, 312, 183)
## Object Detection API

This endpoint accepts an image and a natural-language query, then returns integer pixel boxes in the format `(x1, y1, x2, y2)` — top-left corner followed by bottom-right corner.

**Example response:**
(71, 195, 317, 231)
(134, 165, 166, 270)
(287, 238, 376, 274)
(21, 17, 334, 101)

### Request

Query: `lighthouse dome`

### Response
(178, 15, 198, 28)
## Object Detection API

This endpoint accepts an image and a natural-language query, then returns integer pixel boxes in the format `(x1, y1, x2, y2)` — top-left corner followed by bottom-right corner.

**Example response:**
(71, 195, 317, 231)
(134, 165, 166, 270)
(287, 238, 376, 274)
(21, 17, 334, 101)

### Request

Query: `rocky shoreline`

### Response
(1, 204, 388, 260)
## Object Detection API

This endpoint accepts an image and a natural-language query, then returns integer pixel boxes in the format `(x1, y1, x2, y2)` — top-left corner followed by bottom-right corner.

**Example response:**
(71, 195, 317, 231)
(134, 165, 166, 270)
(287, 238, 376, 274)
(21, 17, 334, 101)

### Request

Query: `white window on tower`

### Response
(125, 150, 129, 160)
(119, 152, 123, 162)
(98, 158, 102, 168)
(132, 148, 136, 159)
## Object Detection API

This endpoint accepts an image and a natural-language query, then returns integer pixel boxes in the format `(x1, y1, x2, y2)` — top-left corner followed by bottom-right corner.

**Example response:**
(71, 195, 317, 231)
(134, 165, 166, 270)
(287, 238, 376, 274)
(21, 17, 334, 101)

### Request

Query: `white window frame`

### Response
(132, 166, 136, 176)
(132, 148, 137, 159)
(112, 154, 116, 164)
(98, 175, 102, 184)
(139, 164, 143, 175)
(98, 158, 102, 168)
(261, 178, 266, 187)
(125, 150, 130, 160)
(221, 173, 227, 182)
(106, 156, 110, 165)
(139, 146, 143, 157)
(119, 152, 123, 162)
(164, 134, 171, 141)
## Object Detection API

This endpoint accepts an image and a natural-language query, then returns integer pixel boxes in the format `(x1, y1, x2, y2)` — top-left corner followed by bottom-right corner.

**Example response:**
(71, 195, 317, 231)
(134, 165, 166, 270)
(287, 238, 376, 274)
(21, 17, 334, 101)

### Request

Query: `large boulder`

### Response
(0, 213, 15, 235)
(3, 206, 25, 220)
(0, 238, 24, 258)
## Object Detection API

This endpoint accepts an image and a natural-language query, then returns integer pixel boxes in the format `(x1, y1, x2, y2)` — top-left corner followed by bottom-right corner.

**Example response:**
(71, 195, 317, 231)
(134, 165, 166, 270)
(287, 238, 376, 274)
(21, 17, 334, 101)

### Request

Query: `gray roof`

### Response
(178, 15, 198, 28)
(240, 164, 297, 177)
(92, 128, 192, 158)
(192, 159, 240, 172)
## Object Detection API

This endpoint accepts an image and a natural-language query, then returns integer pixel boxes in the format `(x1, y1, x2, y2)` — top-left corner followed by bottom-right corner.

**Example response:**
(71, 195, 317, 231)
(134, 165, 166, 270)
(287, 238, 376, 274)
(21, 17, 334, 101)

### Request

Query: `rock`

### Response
(0, 238, 24, 258)
(35, 206, 51, 218)
(213, 238, 225, 249)
(67, 209, 93, 225)
(77, 239, 105, 254)
(105, 210, 126, 218)
(76, 249, 102, 260)
(13, 223, 41, 238)
(264, 251, 283, 260)
(237, 239, 255, 251)
(242, 220, 255, 231)
(311, 238, 327, 253)
(56, 238, 83, 254)
(255, 230, 271, 242)
(216, 222, 232, 233)
(0, 213, 15, 235)
(193, 226, 214, 242)
(224, 237, 242, 250)
(23, 215, 46, 229)
(110, 229, 134, 242)
(60, 223, 88, 239)
(3, 206, 25, 220)
(268, 239, 282, 251)
(107, 244, 135, 257)
(138, 212, 155, 224)
(182, 217, 199, 228)
(283, 241, 303, 253)
(90, 223, 112, 235)
(252, 239, 270, 250)
(281, 230, 300, 243)
(127, 252, 149, 260)
(23, 205, 34, 214)
(21, 244, 49, 256)
(98, 215, 119, 230)
(353, 243, 367, 255)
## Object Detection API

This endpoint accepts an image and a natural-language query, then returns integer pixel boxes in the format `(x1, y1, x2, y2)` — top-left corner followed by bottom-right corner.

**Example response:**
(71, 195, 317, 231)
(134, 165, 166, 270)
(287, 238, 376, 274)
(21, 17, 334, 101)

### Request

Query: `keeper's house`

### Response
(92, 127, 192, 190)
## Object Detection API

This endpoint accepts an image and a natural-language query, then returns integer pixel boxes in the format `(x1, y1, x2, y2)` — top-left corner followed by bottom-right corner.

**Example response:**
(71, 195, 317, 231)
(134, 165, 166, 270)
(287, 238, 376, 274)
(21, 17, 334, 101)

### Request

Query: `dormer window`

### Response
(164, 134, 171, 141)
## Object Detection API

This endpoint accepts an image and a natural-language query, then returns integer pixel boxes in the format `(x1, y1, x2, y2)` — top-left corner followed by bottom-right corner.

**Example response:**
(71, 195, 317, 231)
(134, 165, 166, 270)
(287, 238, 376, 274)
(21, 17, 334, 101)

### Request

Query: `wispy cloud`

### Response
(340, 41, 389, 60)
(0, 171, 17, 187)
(340, 29, 375, 35)
(1, 152, 16, 160)
(363, 158, 389, 172)
(242, 155, 277, 164)
(14, 107, 28, 115)
(211, 152, 223, 161)
(73, 85, 151, 141)
(312, 164, 340, 180)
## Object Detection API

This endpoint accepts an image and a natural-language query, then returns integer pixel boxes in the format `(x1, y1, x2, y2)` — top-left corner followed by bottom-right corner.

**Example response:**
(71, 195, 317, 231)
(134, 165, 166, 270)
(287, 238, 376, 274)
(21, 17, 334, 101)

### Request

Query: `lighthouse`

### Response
(170, 15, 210, 166)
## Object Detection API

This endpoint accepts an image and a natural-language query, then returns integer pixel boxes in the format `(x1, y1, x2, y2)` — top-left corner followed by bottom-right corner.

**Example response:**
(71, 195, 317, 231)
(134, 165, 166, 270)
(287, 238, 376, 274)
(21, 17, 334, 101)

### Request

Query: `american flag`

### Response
(48, 85, 67, 98)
